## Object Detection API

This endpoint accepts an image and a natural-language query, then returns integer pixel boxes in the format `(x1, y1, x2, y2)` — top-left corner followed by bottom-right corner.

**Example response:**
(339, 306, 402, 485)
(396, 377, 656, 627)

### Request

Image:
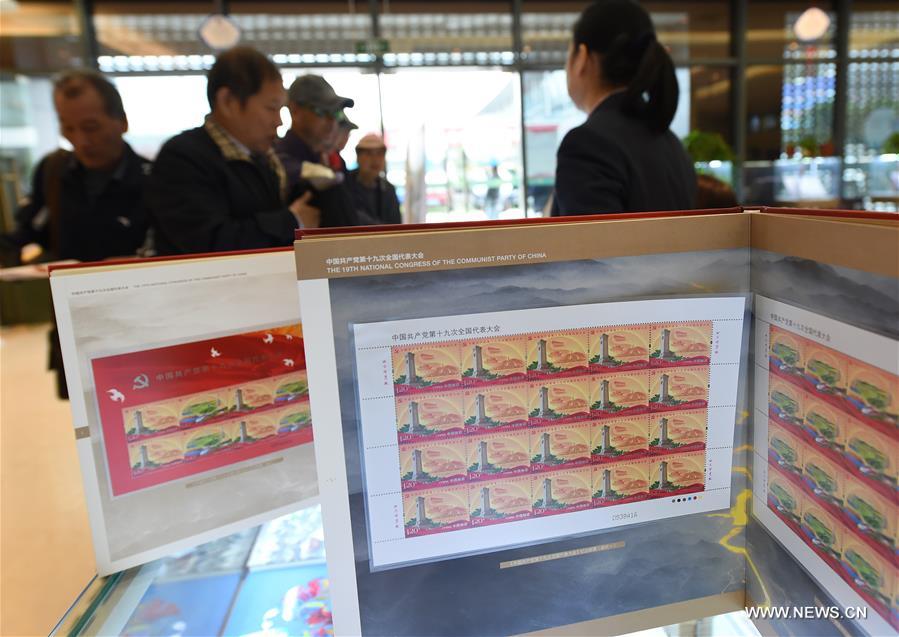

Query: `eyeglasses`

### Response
(357, 148, 387, 156)
(299, 103, 337, 119)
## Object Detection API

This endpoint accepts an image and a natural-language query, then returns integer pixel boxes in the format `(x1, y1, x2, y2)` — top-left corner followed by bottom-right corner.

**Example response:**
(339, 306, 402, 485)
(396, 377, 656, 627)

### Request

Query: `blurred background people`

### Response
(484, 162, 501, 217)
(149, 47, 319, 255)
(552, 0, 695, 216)
(346, 133, 402, 225)
(277, 74, 352, 187)
(0, 70, 151, 399)
(327, 114, 357, 173)
(1, 70, 150, 264)
(276, 74, 359, 226)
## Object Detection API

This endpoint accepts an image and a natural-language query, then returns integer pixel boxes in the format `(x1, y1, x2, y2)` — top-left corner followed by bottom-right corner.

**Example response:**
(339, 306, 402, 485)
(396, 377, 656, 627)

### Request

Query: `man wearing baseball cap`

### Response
(327, 113, 357, 173)
(275, 74, 359, 226)
(149, 47, 321, 254)
(346, 133, 402, 225)
(276, 74, 353, 188)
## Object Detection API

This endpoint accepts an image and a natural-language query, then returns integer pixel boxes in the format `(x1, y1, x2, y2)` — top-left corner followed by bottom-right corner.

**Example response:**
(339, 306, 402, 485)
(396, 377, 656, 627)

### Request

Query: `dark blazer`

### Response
(345, 170, 402, 226)
(4, 145, 150, 262)
(150, 126, 297, 255)
(274, 129, 319, 192)
(551, 93, 696, 216)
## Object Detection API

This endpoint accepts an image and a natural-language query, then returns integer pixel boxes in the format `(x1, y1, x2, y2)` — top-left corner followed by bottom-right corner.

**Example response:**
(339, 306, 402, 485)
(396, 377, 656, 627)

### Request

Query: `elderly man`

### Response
(3, 70, 150, 263)
(150, 47, 320, 255)
(346, 133, 402, 225)
(0, 70, 151, 399)
(326, 113, 357, 174)
(275, 75, 359, 227)
(276, 75, 353, 186)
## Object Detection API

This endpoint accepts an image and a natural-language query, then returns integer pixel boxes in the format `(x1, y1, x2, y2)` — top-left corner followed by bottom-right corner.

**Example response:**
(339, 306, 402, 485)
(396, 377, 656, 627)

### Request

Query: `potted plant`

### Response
(682, 131, 735, 185)
(682, 131, 735, 163)
(883, 132, 899, 155)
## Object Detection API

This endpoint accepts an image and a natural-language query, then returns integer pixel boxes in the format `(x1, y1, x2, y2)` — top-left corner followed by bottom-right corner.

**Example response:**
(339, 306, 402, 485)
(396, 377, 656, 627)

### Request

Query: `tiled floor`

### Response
(1, 324, 95, 636)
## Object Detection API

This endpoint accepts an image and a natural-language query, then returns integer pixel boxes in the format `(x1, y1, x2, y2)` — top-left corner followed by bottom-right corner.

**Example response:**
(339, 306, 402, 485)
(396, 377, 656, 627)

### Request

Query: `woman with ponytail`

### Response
(551, 0, 696, 216)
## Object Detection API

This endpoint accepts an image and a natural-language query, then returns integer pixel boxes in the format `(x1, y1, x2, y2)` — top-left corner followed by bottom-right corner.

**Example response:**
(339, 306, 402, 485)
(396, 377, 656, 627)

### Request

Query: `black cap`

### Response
(287, 75, 354, 115)
(337, 111, 358, 130)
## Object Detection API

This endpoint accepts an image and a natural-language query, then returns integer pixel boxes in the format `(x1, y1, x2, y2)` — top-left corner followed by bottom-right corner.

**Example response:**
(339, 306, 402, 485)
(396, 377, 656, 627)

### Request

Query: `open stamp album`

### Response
(51, 249, 318, 574)
(294, 208, 896, 637)
(50, 208, 896, 636)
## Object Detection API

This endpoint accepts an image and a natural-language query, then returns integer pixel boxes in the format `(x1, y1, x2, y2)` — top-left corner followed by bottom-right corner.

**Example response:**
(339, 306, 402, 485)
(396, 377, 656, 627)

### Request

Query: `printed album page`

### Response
(746, 212, 899, 637)
(355, 297, 744, 570)
(752, 296, 897, 636)
(296, 212, 752, 636)
(51, 250, 318, 575)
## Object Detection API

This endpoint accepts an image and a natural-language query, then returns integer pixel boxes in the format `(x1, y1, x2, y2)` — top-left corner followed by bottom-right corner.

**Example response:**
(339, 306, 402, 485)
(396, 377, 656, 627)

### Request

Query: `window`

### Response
(379, 68, 522, 222)
(281, 68, 382, 169)
(114, 75, 209, 159)
(845, 61, 899, 157)
(849, 5, 899, 57)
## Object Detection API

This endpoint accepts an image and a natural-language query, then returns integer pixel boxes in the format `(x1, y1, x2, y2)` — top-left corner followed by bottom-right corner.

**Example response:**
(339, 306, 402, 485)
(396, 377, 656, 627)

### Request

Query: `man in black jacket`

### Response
(274, 75, 359, 227)
(346, 133, 402, 225)
(276, 74, 351, 187)
(150, 47, 319, 255)
(3, 70, 150, 263)
(0, 70, 151, 399)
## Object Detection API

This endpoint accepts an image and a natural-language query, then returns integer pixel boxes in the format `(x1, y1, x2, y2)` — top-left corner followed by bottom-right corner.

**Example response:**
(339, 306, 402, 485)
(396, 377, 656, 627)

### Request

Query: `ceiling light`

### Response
(198, 14, 241, 50)
(794, 7, 831, 42)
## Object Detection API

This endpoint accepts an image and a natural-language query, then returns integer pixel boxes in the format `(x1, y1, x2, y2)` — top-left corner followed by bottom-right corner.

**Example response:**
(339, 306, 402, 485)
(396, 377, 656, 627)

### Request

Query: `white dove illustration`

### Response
(283, 358, 295, 367)
(210, 347, 221, 358)
(263, 333, 274, 344)
(107, 388, 125, 403)
(286, 335, 293, 340)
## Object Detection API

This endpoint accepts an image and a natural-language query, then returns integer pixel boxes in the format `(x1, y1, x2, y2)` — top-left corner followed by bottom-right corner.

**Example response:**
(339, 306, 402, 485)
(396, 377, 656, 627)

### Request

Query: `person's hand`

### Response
(20, 243, 43, 264)
(301, 161, 341, 190)
(289, 191, 321, 228)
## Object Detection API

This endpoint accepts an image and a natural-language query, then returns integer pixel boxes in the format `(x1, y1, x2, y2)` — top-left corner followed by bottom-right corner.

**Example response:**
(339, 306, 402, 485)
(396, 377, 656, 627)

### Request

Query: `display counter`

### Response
(743, 155, 899, 212)
(743, 158, 841, 209)
(51, 502, 762, 637)
(694, 160, 734, 186)
(843, 154, 899, 212)
(52, 506, 328, 636)
(43, 209, 898, 637)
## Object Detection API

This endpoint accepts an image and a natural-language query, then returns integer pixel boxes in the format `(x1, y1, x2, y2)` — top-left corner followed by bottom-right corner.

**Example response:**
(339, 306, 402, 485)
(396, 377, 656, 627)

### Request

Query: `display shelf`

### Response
(52, 505, 330, 637)
(743, 158, 842, 207)
(51, 499, 762, 636)
(743, 155, 899, 213)
(695, 161, 734, 186)
(843, 154, 899, 212)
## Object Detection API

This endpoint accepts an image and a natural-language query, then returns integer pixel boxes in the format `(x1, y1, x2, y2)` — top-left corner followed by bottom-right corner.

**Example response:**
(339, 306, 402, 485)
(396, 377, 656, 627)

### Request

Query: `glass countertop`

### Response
(51, 504, 762, 637)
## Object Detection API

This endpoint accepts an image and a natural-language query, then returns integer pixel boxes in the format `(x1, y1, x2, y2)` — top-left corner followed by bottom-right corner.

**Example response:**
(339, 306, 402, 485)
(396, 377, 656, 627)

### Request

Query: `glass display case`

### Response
(52, 506, 329, 637)
(51, 504, 763, 637)
(379, 68, 524, 223)
(694, 160, 735, 186)
(743, 156, 899, 212)
(743, 157, 842, 208)
(843, 154, 899, 212)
